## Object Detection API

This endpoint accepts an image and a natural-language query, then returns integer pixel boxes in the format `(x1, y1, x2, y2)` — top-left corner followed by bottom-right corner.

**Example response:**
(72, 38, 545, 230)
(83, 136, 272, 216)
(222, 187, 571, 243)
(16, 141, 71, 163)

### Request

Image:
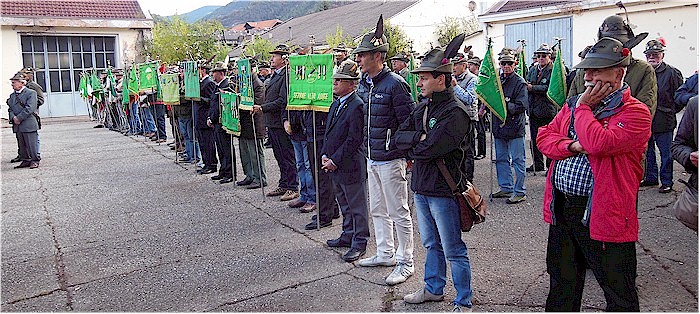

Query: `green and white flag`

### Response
(138, 61, 159, 92)
(127, 65, 139, 96)
(183, 61, 200, 100)
(220, 91, 240, 136)
(547, 47, 567, 110)
(106, 68, 118, 98)
(516, 49, 528, 79)
(160, 73, 180, 105)
(475, 41, 507, 123)
(89, 71, 102, 102)
(288, 54, 333, 112)
(237, 58, 254, 110)
(79, 73, 88, 99)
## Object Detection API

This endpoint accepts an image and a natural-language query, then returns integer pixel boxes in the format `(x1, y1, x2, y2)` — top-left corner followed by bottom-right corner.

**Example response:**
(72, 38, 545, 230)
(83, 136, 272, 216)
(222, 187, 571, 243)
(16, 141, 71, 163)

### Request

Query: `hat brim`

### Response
(331, 73, 360, 80)
(269, 50, 290, 55)
(574, 56, 630, 69)
(352, 44, 389, 54)
(623, 33, 648, 49)
(410, 64, 452, 74)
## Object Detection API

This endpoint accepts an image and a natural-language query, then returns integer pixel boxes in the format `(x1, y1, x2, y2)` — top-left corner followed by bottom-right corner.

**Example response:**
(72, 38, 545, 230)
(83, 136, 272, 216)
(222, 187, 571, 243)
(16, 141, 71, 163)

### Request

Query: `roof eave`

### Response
(1, 16, 154, 29)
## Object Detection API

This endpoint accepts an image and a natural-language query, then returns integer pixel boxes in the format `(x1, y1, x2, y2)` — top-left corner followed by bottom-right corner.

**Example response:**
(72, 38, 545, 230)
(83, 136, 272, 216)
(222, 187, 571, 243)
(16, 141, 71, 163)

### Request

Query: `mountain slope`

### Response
(204, 0, 353, 28)
(173, 5, 222, 23)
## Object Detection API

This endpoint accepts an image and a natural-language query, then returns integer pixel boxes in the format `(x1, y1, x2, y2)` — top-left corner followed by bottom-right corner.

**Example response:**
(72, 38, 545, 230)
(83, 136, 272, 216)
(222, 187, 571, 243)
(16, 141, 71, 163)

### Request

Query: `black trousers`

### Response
(213, 124, 233, 178)
(545, 189, 639, 312)
(332, 177, 370, 250)
(268, 127, 298, 190)
(475, 118, 487, 157)
(306, 138, 338, 223)
(529, 117, 552, 170)
(196, 127, 218, 170)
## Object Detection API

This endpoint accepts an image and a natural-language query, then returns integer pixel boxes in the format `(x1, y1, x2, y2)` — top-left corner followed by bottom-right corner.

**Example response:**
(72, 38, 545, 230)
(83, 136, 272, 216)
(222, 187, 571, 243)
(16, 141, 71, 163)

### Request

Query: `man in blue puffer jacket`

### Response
(491, 48, 529, 204)
(352, 16, 417, 286)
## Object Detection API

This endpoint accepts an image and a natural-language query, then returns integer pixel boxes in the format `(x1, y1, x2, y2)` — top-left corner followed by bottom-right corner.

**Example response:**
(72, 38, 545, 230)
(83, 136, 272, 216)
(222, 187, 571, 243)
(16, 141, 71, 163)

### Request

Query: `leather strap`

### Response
(437, 159, 460, 194)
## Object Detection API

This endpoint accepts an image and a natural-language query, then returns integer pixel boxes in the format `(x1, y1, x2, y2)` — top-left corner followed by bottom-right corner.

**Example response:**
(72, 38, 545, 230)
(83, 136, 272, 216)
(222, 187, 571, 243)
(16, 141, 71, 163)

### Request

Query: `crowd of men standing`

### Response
(8, 12, 698, 312)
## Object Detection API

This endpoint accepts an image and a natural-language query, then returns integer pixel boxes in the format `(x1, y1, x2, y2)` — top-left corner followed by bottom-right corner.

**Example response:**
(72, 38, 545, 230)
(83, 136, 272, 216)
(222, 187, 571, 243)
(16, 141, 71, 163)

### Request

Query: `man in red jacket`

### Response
(536, 37, 652, 311)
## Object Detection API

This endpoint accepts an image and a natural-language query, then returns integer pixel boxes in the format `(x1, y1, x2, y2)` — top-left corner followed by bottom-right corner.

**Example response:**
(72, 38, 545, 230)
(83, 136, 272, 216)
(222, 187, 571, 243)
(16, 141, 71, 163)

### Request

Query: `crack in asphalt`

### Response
(128, 135, 189, 170)
(4, 288, 63, 305)
(637, 240, 698, 299)
(517, 270, 547, 304)
(37, 175, 74, 311)
(206, 272, 344, 311)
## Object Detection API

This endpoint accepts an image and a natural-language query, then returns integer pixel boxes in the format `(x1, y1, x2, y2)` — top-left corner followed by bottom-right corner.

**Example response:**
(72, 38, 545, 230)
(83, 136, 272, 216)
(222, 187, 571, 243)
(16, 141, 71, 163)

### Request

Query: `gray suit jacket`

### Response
(7, 87, 39, 133)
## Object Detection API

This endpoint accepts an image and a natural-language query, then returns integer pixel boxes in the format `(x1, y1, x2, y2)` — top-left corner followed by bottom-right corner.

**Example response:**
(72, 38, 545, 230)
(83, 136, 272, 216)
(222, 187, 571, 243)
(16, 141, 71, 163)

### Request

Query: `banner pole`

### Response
(230, 133, 237, 181)
(489, 111, 494, 202)
(312, 110, 320, 230)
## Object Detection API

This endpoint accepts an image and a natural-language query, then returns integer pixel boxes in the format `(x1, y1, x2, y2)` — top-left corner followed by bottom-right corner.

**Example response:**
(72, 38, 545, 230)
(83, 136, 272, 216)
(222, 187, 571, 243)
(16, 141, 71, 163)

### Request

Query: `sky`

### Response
(138, 0, 233, 17)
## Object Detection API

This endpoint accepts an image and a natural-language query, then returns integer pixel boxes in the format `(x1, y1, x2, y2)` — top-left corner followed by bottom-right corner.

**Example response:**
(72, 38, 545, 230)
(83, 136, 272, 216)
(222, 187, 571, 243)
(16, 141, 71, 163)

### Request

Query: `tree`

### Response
(384, 20, 410, 60)
(325, 25, 356, 49)
(243, 35, 275, 61)
(434, 16, 480, 46)
(146, 16, 230, 65)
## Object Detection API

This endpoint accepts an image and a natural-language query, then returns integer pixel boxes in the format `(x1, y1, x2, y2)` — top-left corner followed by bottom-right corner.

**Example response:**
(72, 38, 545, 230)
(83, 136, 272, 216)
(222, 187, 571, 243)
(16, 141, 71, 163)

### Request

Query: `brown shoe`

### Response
(288, 198, 306, 208)
(266, 187, 286, 197)
(280, 190, 300, 201)
(299, 202, 316, 213)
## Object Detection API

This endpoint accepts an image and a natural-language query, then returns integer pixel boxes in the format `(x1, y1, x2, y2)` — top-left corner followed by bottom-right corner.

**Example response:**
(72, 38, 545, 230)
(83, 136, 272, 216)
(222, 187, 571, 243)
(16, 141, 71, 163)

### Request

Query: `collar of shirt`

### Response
(15, 86, 26, 94)
(594, 83, 628, 119)
(338, 92, 352, 104)
(274, 66, 285, 75)
(200, 75, 209, 83)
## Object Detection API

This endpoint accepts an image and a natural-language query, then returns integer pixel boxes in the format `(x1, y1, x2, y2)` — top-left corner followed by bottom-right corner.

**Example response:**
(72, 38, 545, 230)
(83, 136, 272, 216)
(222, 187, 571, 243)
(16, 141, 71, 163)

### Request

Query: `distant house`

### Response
(222, 19, 283, 47)
(479, 0, 698, 76)
(0, 0, 153, 118)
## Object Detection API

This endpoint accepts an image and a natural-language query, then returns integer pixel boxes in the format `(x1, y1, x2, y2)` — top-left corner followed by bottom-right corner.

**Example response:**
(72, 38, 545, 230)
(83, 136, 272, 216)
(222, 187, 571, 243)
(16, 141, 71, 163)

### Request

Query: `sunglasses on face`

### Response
(536, 54, 549, 58)
(500, 61, 514, 66)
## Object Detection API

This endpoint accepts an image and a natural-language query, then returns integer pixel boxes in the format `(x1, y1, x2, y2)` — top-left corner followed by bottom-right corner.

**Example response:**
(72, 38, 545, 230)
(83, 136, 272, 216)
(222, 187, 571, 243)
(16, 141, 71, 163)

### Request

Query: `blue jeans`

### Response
(292, 140, 315, 203)
(143, 106, 156, 133)
(494, 137, 526, 196)
(152, 104, 167, 139)
(645, 131, 674, 186)
(178, 116, 195, 162)
(129, 102, 142, 133)
(414, 193, 473, 307)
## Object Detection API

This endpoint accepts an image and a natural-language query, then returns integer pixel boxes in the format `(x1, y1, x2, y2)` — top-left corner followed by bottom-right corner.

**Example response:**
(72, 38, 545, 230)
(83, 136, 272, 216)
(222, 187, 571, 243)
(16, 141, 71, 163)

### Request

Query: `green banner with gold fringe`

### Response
(288, 54, 333, 112)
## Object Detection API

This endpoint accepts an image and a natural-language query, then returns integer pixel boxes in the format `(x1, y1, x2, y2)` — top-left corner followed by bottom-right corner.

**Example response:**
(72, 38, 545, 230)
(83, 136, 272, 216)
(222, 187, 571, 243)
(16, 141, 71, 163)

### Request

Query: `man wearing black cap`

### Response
(395, 36, 474, 312)
(537, 37, 652, 311)
(8, 72, 40, 169)
(195, 63, 219, 174)
(490, 48, 529, 205)
(353, 16, 416, 285)
(253, 44, 299, 201)
(640, 39, 684, 193)
(526, 43, 556, 172)
(333, 44, 351, 74)
(208, 62, 234, 184)
(389, 52, 410, 80)
(568, 15, 657, 117)
(257, 62, 272, 84)
(9, 67, 44, 163)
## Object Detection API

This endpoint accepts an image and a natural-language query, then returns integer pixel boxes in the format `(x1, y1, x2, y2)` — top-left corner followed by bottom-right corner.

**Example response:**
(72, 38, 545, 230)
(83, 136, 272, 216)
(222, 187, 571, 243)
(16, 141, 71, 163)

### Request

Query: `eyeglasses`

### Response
(536, 54, 549, 58)
(500, 61, 514, 66)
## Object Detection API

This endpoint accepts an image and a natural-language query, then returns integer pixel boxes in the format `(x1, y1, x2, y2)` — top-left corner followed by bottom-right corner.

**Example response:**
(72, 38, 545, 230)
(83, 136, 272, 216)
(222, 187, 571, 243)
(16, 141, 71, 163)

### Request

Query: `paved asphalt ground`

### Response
(1, 116, 697, 312)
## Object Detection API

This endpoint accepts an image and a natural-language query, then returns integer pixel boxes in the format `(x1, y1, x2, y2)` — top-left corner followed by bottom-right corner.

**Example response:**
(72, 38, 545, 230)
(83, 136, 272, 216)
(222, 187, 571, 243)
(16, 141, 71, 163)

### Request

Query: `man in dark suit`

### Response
(207, 62, 234, 183)
(252, 44, 299, 201)
(11, 67, 44, 163)
(321, 60, 370, 262)
(195, 63, 218, 174)
(7, 72, 40, 169)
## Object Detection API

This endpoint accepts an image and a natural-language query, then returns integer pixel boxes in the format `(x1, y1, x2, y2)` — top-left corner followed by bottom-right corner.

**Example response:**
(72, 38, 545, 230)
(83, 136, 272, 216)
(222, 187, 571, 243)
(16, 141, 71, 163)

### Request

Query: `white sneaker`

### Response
(453, 304, 473, 312)
(358, 255, 397, 267)
(385, 262, 414, 285)
(403, 287, 444, 304)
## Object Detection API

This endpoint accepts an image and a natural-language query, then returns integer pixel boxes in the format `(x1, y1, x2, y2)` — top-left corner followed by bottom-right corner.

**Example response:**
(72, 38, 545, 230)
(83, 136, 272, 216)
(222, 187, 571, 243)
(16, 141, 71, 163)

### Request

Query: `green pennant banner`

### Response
(127, 66, 139, 96)
(288, 54, 333, 112)
(107, 68, 118, 98)
(183, 61, 200, 100)
(237, 58, 254, 110)
(220, 91, 241, 136)
(90, 72, 102, 101)
(138, 61, 159, 92)
(160, 73, 180, 105)
(475, 42, 507, 123)
(79, 73, 88, 98)
(547, 47, 567, 110)
(517, 49, 528, 79)
(406, 55, 419, 102)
